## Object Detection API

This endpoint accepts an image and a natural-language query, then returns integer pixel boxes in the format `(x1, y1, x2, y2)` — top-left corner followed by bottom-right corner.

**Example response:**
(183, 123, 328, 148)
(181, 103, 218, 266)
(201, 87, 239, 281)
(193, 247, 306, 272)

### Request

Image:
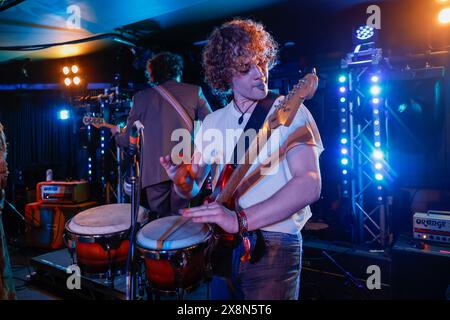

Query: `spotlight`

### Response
(375, 173, 384, 181)
(375, 162, 383, 170)
(373, 109, 379, 115)
(355, 25, 375, 41)
(374, 120, 380, 126)
(373, 150, 384, 160)
(374, 141, 381, 148)
(339, 86, 346, 93)
(438, 7, 450, 24)
(341, 148, 348, 155)
(372, 98, 380, 104)
(63, 66, 70, 75)
(64, 77, 71, 86)
(342, 169, 348, 175)
(371, 75, 379, 83)
(71, 65, 79, 73)
(58, 109, 70, 120)
(340, 97, 346, 103)
(338, 75, 346, 83)
(73, 76, 81, 85)
(370, 85, 381, 96)
(341, 158, 349, 165)
(341, 138, 348, 144)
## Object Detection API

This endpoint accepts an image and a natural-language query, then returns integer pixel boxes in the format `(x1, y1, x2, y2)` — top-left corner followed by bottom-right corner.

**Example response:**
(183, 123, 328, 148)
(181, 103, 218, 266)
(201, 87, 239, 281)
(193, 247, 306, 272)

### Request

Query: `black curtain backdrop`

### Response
(0, 91, 79, 190)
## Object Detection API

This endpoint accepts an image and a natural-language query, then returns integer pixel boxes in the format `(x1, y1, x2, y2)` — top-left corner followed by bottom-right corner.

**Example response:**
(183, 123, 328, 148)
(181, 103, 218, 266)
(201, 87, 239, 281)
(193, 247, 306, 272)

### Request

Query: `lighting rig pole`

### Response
(339, 26, 391, 248)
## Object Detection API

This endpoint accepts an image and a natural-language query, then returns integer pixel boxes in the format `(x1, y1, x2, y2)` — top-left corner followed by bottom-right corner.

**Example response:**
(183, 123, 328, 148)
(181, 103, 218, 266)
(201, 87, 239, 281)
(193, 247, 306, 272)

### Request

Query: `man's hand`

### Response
(110, 125, 120, 136)
(159, 155, 200, 195)
(181, 201, 239, 234)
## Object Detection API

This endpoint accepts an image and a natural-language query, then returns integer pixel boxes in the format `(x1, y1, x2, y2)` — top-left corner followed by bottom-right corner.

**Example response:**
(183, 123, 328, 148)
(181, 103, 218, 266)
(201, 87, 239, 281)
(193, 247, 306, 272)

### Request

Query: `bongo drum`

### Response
(64, 203, 147, 275)
(136, 216, 212, 293)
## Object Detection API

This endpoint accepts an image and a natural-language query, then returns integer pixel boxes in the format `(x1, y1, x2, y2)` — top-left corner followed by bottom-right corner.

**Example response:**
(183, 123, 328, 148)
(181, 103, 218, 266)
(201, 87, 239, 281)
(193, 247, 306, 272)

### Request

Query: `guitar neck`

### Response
(215, 123, 274, 205)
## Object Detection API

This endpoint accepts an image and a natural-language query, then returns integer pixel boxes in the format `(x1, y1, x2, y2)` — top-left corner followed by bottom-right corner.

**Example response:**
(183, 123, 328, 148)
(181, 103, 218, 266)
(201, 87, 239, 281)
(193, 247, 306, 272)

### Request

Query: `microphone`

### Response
(124, 120, 144, 196)
(128, 120, 144, 156)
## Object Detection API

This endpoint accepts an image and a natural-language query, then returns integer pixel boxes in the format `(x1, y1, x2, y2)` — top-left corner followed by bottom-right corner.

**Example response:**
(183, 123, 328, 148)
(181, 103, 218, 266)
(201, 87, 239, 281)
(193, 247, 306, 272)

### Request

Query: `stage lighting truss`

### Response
(338, 63, 392, 248)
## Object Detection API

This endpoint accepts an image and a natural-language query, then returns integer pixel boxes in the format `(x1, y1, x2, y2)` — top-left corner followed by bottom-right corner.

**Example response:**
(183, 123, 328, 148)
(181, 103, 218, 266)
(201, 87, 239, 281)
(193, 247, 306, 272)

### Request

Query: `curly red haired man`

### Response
(161, 19, 323, 300)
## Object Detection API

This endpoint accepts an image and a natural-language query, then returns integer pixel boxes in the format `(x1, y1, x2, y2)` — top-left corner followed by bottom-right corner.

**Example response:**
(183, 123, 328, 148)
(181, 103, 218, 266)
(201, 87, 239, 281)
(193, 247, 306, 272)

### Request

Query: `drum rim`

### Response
(136, 219, 213, 251)
(64, 219, 130, 242)
(137, 236, 211, 260)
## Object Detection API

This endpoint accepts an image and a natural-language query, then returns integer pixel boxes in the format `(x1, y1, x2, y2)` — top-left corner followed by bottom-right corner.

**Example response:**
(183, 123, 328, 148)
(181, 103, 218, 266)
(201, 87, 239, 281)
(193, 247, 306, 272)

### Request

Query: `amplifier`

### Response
(413, 210, 450, 244)
(25, 201, 97, 249)
(37, 180, 89, 204)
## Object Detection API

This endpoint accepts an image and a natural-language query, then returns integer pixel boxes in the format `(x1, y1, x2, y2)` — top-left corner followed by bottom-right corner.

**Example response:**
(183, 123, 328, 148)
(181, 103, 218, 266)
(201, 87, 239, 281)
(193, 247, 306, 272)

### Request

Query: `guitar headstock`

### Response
(82, 116, 106, 127)
(268, 71, 319, 130)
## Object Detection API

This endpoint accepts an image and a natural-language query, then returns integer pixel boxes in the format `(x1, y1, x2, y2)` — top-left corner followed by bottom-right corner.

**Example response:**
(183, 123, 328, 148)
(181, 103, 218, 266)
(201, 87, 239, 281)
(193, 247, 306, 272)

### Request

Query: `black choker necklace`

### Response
(234, 101, 254, 125)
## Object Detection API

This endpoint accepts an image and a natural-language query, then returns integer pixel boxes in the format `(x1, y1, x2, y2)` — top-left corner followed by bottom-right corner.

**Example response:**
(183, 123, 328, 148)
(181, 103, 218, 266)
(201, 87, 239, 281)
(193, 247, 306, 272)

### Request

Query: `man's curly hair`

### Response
(202, 19, 278, 95)
(147, 52, 183, 85)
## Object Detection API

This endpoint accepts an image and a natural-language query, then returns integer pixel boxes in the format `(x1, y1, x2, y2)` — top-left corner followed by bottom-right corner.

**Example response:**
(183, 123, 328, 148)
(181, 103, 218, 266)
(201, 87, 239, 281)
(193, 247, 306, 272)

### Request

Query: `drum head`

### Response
(67, 203, 147, 235)
(137, 216, 211, 251)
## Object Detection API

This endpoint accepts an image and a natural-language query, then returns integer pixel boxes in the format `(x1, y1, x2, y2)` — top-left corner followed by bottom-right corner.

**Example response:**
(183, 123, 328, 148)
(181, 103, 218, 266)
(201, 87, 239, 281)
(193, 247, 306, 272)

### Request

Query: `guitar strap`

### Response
(230, 91, 280, 168)
(153, 84, 194, 132)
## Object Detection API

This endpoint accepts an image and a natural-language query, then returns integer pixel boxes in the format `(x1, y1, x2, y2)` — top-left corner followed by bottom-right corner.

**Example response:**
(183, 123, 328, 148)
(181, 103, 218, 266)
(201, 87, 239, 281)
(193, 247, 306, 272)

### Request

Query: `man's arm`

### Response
(114, 94, 142, 147)
(182, 143, 321, 233)
(244, 144, 321, 230)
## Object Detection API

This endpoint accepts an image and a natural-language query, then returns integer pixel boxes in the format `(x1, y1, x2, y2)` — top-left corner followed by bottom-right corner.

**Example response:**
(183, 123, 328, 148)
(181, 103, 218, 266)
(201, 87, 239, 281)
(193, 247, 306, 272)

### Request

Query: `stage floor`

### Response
(27, 248, 209, 300)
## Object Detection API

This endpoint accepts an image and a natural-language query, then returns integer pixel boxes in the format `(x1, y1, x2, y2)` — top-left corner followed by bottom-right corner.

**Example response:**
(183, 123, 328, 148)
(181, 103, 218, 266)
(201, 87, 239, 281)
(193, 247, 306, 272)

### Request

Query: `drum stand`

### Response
(125, 174, 140, 300)
(125, 126, 143, 300)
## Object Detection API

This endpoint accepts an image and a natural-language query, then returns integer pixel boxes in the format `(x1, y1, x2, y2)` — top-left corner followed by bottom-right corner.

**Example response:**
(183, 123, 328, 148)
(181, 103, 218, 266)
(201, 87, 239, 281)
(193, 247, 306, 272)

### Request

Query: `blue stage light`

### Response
(371, 75, 379, 83)
(341, 138, 348, 144)
(338, 75, 346, 83)
(342, 169, 348, 175)
(370, 85, 381, 96)
(373, 150, 384, 160)
(375, 173, 384, 181)
(341, 148, 348, 155)
(339, 86, 346, 93)
(375, 162, 383, 170)
(372, 98, 380, 104)
(341, 158, 349, 165)
(356, 25, 375, 40)
(374, 141, 381, 148)
(58, 109, 70, 120)
(340, 97, 346, 103)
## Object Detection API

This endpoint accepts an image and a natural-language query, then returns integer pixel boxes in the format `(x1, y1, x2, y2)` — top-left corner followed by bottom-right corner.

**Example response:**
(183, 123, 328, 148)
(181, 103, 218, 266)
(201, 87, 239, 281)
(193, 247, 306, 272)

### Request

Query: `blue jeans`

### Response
(211, 230, 302, 300)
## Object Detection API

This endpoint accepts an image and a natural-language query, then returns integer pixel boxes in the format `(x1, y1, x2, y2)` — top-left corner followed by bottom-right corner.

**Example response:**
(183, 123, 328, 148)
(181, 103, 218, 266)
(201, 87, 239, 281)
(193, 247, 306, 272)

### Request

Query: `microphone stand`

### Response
(125, 127, 143, 300)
